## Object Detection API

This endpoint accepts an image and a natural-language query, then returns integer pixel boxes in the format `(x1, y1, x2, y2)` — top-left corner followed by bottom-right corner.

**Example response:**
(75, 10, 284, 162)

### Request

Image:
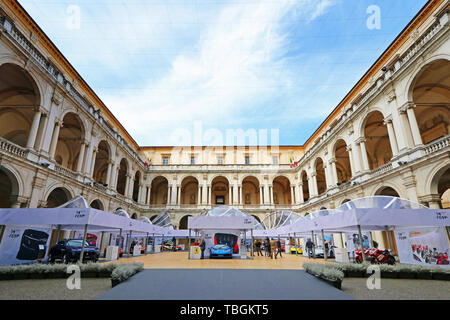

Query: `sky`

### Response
(18, 0, 428, 146)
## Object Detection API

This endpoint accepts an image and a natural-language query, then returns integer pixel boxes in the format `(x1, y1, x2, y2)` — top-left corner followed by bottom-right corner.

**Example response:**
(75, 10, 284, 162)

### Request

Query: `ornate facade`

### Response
(0, 1, 449, 236)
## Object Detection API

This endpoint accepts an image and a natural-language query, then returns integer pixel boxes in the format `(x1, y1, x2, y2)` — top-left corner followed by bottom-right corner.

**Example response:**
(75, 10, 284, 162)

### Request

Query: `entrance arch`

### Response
(334, 139, 352, 184)
(150, 176, 169, 205)
(54, 113, 85, 171)
(375, 186, 400, 197)
(90, 199, 104, 210)
(0, 166, 20, 208)
(46, 187, 72, 208)
(314, 158, 327, 196)
(92, 140, 111, 185)
(211, 176, 229, 205)
(272, 176, 291, 205)
(242, 176, 260, 205)
(363, 111, 393, 170)
(116, 159, 128, 196)
(180, 176, 199, 205)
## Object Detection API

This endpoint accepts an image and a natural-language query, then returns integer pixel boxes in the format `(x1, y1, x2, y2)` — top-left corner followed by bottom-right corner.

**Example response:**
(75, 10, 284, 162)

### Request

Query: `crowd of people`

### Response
(254, 237, 284, 259)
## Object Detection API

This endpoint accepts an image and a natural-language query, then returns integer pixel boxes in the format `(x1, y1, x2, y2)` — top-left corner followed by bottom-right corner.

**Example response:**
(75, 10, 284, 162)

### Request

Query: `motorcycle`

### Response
(355, 248, 396, 265)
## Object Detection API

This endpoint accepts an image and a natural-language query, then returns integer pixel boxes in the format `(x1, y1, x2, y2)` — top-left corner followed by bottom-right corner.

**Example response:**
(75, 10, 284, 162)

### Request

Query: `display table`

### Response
(105, 246, 119, 261)
(334, 248, 350, 263)
(285, 245, 291, 254)
(133, 245, 141, 257)
(190, 246, 202, 259)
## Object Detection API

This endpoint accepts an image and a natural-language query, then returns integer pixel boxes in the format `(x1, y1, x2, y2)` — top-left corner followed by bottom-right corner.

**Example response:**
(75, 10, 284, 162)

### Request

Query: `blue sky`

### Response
(19, 0, 428, 146)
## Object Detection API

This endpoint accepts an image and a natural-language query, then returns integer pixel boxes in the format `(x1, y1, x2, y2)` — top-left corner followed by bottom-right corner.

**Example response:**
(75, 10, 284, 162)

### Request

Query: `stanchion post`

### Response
(118, 228, 123, 259)
(145, 232, 149, 255)
(311, 231, 315, 258)
(321, 229, 327, 261)
(385, 226, 392, 251)
(251, 229, 254, 257)
(79, 224, 88, 263)
(188, 229, 191, 260)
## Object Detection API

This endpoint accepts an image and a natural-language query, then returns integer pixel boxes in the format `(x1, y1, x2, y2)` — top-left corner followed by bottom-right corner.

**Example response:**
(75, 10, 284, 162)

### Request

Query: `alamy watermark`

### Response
(66, 264, 81, 290)
(367, 5, 381, 30)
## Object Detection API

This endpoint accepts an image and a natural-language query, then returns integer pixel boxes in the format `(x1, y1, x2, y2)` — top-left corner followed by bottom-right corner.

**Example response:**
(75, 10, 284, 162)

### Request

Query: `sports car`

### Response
(209, 244, 233, 259)
(290, 247, 303, 254)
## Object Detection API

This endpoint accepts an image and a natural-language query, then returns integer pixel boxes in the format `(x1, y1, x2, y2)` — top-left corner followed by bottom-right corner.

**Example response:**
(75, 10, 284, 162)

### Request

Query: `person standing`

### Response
(305, 238, 315, 259)
(172, 236, 177, 252)
(200, 238, 206, 259)
(255, 239, 262, 256)
(276, 238, 283, 259)
(264, 237, 270, 257)
(270, 238, 277, 259)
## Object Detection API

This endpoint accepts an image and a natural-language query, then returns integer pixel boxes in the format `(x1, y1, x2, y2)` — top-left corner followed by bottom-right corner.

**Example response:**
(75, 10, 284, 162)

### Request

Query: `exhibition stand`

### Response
(0, 196, 166, 265)
(187, 215, 254, 259)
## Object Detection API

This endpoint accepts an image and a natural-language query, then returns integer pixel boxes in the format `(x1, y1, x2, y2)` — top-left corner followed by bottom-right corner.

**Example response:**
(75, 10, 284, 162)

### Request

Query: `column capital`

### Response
(355, 137, 366, 144)
(328, 158, 337, 164)
(346, 145, 352, 152)
(383, 115, 393, 125)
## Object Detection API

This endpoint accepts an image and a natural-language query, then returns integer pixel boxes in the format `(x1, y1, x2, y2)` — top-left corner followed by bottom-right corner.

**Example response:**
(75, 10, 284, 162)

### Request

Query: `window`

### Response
(273, 156, 279, 165)
(245, 156, 250, 165)
(218, 156, 223, 165)
(190, 156, 195, 165)
(163, 157, 169, 165)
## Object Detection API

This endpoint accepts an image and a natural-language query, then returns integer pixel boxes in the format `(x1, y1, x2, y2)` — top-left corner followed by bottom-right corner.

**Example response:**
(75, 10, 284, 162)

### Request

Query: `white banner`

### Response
(0, 225, 52, 266)
(394, 227, 449, 266)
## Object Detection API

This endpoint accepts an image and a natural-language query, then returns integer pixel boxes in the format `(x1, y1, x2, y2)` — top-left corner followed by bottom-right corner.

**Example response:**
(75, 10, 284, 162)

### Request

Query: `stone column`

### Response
(239, 185, 243, 205)
(89, 148, 97, 178)
(357, 138, 370, 171)
(229, 186, 233, 205)
(113, 166, 120, 191)
(124, 174, 130, 197)
(197, 185, 201, 205)
(259, 186, 263, 204)
(399, 109, 415, 148)
(346, 145, 356, 177)
(290, 186, 295, 204)
(384, 118, 399, 156)
(105, 161, 113, 187)
(233, 182, 239, 205)
(264, 183, 270, 205)
(35, 112, 49, 152)
(330, 158, 338, 186)
(202, 183, 208, 205)
(146, 185, 151, 204)
(311, 172, 318, 197)
(76, 142, 86, 173)
(171, 183, 177, 205)
(323, 163, 331, 188)
(138, 184, 143, 203)
(26, 107, 42, 149)
(270, 185, 274, 205)
(406, 104, 423, 146)
(208, 185, 212, 205)
(177, 185, 181, 205)
(352, 142, 362, 174)
(49, 121, 61, 160)
(297, 183, 304, 204)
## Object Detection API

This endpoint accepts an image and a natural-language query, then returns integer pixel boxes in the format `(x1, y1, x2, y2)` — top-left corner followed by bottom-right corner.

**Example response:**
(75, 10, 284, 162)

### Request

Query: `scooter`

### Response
(355, 248, 396, 265)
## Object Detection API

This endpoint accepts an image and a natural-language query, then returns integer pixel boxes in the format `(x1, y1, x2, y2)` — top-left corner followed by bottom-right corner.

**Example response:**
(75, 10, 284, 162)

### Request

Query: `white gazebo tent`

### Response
(275, 196, 450, 264)
(0, 196, 163, 265)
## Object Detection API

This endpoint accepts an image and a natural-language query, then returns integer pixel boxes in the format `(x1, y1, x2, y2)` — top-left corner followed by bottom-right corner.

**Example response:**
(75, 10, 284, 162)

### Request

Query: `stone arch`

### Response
(333, 139, 352, 183)
(272, 176, 291, 205)
(362, 110, 393, 170)
(242, 176, 260, 205)
(46, 186, 73, 208)
(300, 170, 309, 202)
(428, 162, 450, 209)
(0, 165, 21, 208)
(90, 199, 104, 210)
(314, 158, 327, 195)
(116, 158, 129, 196)
(180, 176, 199, 205)
(211, 176, 230, 205)
(408, 58, 450, 144)
(0, 63, 42, 148)
(55, 112, 86, 171)
(179, 215, 192, 230)
(93, 140, 111, 185)
(150, 176, 169, 205)
(132, 171, 141, 202)
(374, 186, 400, 197)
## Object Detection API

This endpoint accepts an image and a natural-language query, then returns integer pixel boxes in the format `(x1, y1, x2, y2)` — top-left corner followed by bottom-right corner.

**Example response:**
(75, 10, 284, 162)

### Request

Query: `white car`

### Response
(314, 245, 335, 258)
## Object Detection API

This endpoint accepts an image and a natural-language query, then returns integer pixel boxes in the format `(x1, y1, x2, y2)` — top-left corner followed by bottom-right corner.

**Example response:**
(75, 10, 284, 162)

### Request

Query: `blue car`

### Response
(48, 239, 100, 263)
(209, 244, 233, 259)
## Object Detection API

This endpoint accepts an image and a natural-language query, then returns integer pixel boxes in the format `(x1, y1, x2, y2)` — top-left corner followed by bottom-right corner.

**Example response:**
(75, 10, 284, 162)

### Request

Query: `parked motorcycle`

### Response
(355, 248, 396, 265)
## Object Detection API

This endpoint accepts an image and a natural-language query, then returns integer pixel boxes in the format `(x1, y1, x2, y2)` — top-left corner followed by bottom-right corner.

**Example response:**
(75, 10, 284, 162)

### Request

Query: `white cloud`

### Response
(99, 0, 337, 145)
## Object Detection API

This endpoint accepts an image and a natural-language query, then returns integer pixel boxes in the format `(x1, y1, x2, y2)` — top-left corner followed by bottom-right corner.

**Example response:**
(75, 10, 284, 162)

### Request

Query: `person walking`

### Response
(264, 237, 270, 257)
(276, 238, 283, 259)
(255, 239, 262, 256)
(200, 238, 206, 259)
(305, 238, 315, 259)
(270, 238, 277, 259)
(172, 236, 177, 252)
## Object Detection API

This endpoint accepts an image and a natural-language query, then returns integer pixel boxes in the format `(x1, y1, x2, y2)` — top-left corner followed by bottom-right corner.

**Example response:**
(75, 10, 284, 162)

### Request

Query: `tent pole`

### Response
(251, 229, 254, 258)
(0, 225, 5, 248)
(188, 229, 191, 260)
(340, 232, 345, 248)
(145, 233, 149, 255)
(55, 225, 61, 243)
(311, 231, 315, 259)
(118, 228, 122, 259)
(321, 229, 327, 261)
(357, 225, 366, 262)
(79, 224, 88, 263)
(294, 233, 297, 255)
(152, 233, 155, 254)
(385, 226, 392, 251)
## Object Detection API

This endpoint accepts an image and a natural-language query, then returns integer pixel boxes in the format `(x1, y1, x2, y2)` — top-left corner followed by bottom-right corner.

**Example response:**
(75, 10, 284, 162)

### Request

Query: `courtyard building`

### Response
(0, 0, 449, 252)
